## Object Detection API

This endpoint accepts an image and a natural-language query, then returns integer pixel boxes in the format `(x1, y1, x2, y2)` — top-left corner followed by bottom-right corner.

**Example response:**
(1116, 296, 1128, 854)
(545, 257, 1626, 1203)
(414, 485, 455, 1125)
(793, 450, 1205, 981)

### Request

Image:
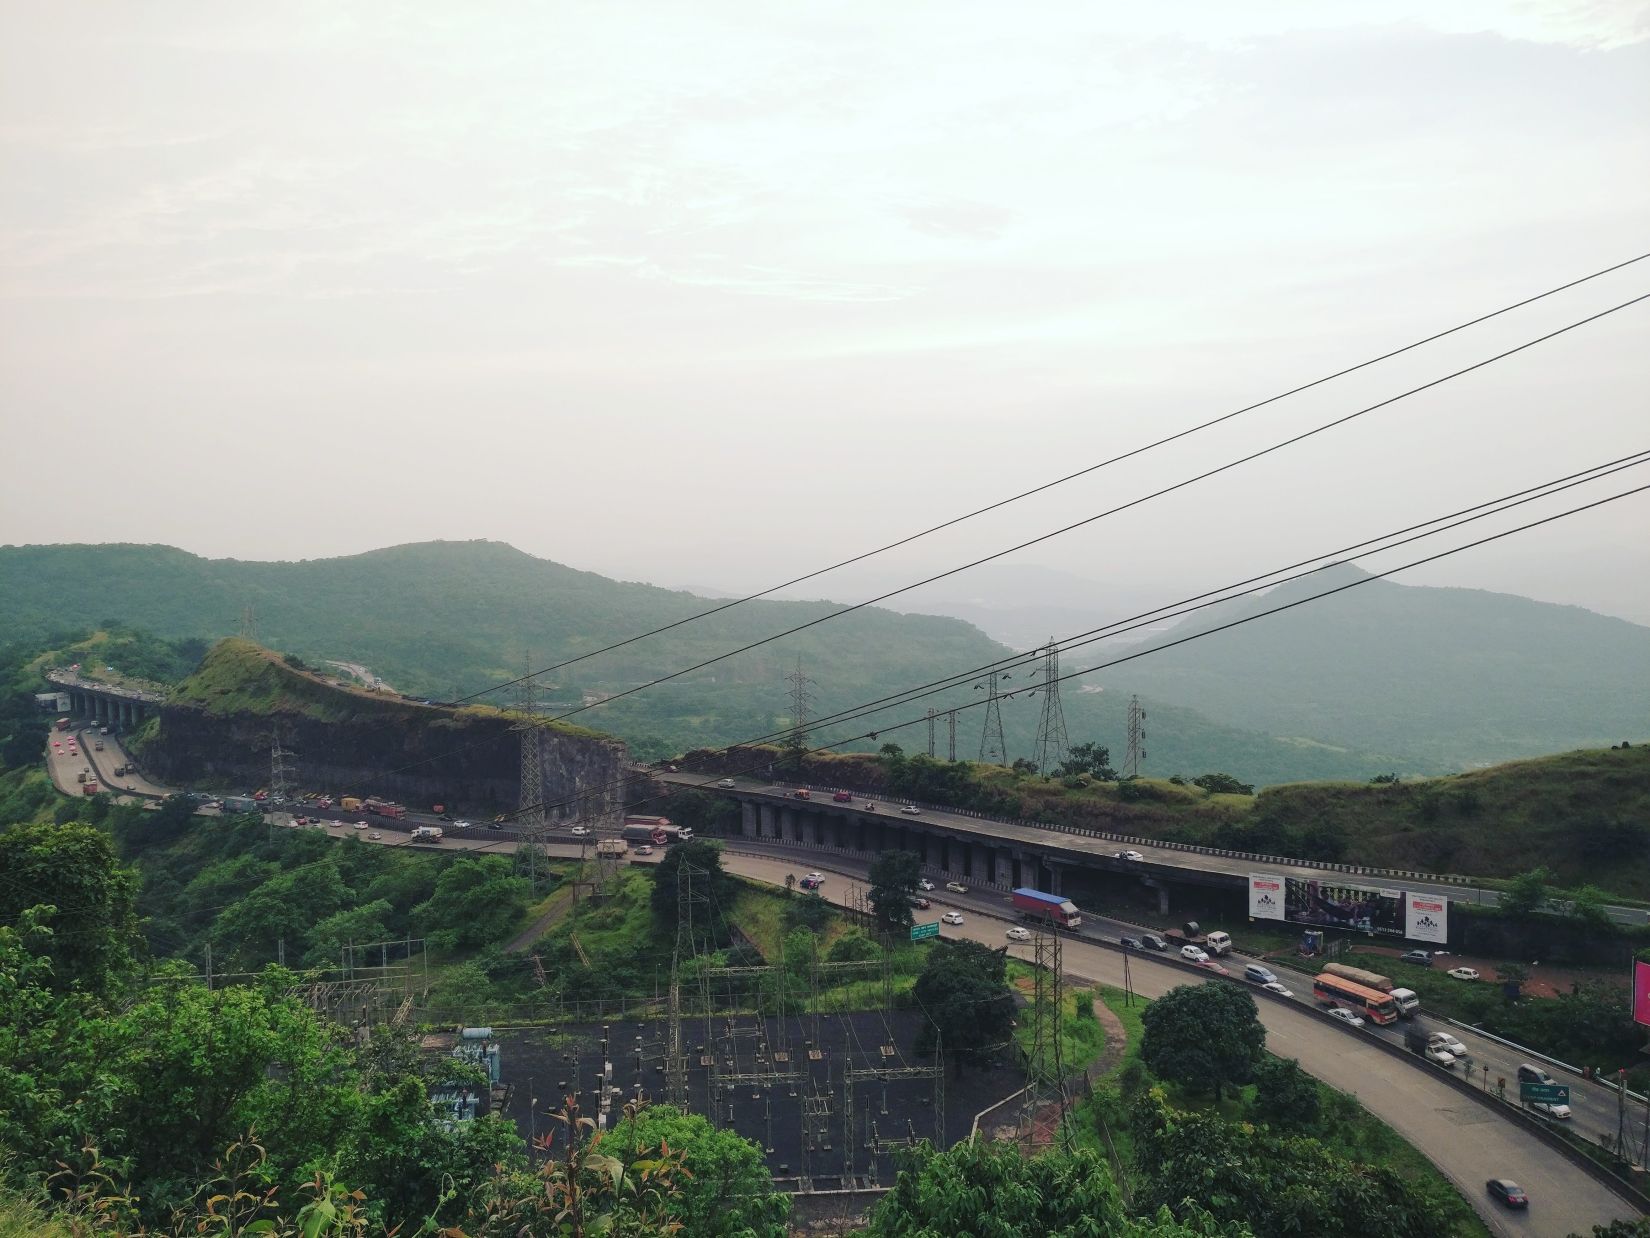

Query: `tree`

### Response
(1057, 741, 1117, 780)
(1253, 1057, 1319, 1131)
(650, 839, 733, 950)
(912, 939, 1015, 1075)
(867, 850, 921, 932)
(1500, 867, 1551, 918)
(607, 1106, 789, 1238)
(1130, 1089, 1454, 1238)
(865, 1137, 1244, 1237)
(413, 856, 532, 951)
(306, 898, 395, 968)
(0, 821, 138, 995)
(1141, 983, 1265, 1101)
(1192, 772, 1254, 796)
(1567, 884, 1614, 933)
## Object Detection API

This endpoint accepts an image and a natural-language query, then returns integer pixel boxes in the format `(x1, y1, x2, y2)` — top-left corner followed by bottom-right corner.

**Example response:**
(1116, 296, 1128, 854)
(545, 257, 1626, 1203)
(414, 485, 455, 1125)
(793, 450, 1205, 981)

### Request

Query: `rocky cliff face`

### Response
(137, 641, 629, 815)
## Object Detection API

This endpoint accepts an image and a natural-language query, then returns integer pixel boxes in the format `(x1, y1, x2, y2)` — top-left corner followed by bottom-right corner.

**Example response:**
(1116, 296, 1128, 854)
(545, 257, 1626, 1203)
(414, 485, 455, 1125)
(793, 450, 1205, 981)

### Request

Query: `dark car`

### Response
(1141, 933, 1169, 951)
(1399, 949, 1432, 966)
(910, 896, 931, 910)
(1120, 935, 1144, 950)
(1486, 1179, 1528, 1209)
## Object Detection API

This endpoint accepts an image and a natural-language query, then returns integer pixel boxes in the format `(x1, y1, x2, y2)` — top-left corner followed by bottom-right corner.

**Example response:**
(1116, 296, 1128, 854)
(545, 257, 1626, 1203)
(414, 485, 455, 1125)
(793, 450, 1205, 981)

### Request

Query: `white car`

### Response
(1528, 1100, 1572, 1120)
(367, 831, 382, 840)
(1429, 1032, 1471, 1061)
(717, 778, 735, 788)
(634, 844, 654, 855)
(941, 911, 964, 925)
(1327, 1007, 1366, 1028)
(945, 881, 967, 894)
(1006, 926, 1031, 942)
(453, 819, 472, 829)
(353, 820, 368, 830)
(1424, 1044, 1457, 1068)
(1448, 967, 1481, 982)
(1118, 850, 1145, 862)
(900, 804, 922, 815)
(1180, 945, 1209, 964)
(917, 879, 935, 891)
(570, 825, 591, 836)
(1262, 981, 1295, 998)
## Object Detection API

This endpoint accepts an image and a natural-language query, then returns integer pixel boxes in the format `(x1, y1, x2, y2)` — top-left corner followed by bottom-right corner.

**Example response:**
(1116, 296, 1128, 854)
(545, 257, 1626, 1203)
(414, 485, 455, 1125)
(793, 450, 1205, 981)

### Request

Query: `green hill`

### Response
(1105, 563, 1650, 769)
(0, 541, 1494, 783)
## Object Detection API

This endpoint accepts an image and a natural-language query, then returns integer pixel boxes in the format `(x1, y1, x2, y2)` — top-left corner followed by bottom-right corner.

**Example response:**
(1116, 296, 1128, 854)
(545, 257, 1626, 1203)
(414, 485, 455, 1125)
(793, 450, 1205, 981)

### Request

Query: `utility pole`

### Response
(947, 709, 957, 762)
(514, 655, 548, 891)
(1031, 640, 1069, 774)
(1125, 695, 1147, 779)
(977, 672, 1006, 766)
(925, 708, 936, 758)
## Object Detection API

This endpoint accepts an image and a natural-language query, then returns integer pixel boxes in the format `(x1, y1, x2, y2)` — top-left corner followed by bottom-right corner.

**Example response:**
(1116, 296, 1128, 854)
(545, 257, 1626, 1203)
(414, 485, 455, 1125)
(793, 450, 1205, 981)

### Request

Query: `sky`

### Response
(3, 2, 1649, 625)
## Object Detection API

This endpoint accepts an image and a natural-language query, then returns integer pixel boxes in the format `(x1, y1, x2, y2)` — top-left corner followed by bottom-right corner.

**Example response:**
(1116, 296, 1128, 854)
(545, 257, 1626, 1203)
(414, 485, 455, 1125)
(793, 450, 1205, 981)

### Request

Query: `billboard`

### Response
(1633, 961, 1650, 1027)
(1404, 892, 1449, 944)
(1283, 877, 1406, 938)
(1248, 874, 1285, 921)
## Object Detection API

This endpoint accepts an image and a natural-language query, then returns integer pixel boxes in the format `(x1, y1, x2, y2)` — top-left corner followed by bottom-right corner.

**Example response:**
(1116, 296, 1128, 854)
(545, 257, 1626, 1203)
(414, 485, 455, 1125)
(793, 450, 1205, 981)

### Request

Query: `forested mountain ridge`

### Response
(1104, 563, 1650, 769)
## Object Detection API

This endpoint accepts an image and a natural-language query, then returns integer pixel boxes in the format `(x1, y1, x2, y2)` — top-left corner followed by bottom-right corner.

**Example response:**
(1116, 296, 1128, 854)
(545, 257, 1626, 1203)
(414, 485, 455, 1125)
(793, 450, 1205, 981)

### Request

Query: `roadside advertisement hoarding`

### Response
(1283, 876, 1405, 937)
(1633, 960, 1650, 1027)
(1248, 874, 1284, 921)
(1404, 893, 1449, 944)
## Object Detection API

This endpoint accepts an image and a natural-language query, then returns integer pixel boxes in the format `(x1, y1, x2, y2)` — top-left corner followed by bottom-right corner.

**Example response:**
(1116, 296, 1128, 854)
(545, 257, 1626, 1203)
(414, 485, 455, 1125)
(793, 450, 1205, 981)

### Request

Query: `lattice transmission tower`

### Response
(269, 722, 294, 801)
(514, 655, 550, 890)
(1125, 694, 1147, 778)
(976, 671, 1007, 765)
(1031, 640, 1069, 773)
(925, 708, 936, 757)
(1021, 928, 1072, 1150)
(782, 657, 815, 768)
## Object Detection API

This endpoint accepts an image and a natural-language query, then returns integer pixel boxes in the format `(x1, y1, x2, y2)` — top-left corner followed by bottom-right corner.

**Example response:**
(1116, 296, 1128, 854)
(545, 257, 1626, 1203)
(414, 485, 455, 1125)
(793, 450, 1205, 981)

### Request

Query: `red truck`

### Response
(361, 798, 408, 819)
(1011, 888, 1083, 929)
(81, 781, 100, 796)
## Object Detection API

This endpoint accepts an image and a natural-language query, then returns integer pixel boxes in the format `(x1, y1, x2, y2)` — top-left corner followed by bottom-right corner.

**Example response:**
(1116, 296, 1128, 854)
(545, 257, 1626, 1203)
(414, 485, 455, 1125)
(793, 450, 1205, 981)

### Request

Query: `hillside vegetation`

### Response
(0, 541, 1429, 783)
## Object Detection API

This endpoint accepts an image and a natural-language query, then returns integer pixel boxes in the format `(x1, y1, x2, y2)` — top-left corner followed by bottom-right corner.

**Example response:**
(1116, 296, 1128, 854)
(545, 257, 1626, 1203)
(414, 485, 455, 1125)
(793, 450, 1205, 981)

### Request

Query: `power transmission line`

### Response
(456, 254, 1650, 708)
(502, 472, 1650, 824)
(480, 292, 1650, 738)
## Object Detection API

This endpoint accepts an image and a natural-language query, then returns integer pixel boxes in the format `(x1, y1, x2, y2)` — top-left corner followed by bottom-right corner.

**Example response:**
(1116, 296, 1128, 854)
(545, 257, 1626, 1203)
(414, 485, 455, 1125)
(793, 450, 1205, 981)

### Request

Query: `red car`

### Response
(832, 790, 853, 803)
(793, 788, 811, 800)
(1197, 959, 1231, 977)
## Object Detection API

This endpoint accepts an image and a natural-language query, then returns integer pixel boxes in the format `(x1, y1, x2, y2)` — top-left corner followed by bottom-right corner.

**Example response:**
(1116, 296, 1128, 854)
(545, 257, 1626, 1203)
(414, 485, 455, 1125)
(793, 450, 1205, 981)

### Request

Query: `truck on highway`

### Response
(1011, 888, 1083, 928)
(1163, 923, 1233, 956)
(340, 796, 362, 811)
(361, 798, 408, 819)
(54, 717, 71, 732)
(622, 816, 693, 845)
(222, 795, 260, 814)
(81, 781, 100, 795)
(1323, 962, 1419, 1015)
(411, 825, 444, 842)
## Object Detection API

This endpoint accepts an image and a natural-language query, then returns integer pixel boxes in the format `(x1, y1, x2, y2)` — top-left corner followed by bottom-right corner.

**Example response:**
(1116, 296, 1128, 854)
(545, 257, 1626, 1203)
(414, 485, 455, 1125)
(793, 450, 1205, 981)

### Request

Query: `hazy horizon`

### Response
(4, 3, 1647, 629)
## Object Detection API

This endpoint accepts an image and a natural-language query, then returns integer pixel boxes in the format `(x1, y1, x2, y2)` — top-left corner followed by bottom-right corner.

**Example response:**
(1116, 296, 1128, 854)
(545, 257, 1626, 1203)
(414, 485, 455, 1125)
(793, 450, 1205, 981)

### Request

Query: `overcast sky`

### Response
(4, 2, 1648, 625)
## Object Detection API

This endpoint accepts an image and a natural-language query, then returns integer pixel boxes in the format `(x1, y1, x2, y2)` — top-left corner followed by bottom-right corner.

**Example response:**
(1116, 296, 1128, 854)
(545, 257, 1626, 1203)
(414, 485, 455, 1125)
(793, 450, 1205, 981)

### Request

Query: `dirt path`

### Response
(505, 886, 576, 953)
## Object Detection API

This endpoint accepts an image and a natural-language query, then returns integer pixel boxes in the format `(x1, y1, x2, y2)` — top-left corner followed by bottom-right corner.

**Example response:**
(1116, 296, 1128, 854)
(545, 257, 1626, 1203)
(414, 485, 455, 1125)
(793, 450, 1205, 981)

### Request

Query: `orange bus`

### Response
(1313, 972, 1399, 1025)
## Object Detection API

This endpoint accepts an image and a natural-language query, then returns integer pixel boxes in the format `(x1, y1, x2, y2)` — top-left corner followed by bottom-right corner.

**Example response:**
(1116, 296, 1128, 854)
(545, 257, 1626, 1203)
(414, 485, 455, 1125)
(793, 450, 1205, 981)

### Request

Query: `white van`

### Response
(1204, 931, 1233, 957)
(1390, 987, 1420, 1017)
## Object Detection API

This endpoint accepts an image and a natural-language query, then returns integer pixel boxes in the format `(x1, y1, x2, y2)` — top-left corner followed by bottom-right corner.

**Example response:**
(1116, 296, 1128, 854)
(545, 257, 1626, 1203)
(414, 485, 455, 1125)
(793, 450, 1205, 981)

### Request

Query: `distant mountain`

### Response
(0, 540, 1421, 782)
(1100, 563, 1650, 769)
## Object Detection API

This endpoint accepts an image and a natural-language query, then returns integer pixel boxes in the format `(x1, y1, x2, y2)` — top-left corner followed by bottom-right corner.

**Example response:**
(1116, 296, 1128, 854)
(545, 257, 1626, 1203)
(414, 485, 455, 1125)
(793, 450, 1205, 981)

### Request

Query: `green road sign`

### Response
(1520, 1082, 1570, 1104)
(910, 921, 941, 941)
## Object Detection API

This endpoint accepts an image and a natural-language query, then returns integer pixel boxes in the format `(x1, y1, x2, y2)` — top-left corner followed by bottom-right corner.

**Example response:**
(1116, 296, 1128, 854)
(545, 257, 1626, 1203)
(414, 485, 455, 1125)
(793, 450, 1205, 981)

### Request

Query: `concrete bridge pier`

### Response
(993, 848, 1014, 886)
(741, 802, 758, 838)
(760, 803, 778, 839)
(1142, 877, 1171, 917)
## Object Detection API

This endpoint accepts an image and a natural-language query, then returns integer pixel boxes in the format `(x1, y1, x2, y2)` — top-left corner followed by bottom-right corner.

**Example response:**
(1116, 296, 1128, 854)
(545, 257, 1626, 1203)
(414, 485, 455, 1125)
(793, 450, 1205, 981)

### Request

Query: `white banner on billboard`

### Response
(1248, 873, 1285, 921)
(1404, 892, 1449, 944)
